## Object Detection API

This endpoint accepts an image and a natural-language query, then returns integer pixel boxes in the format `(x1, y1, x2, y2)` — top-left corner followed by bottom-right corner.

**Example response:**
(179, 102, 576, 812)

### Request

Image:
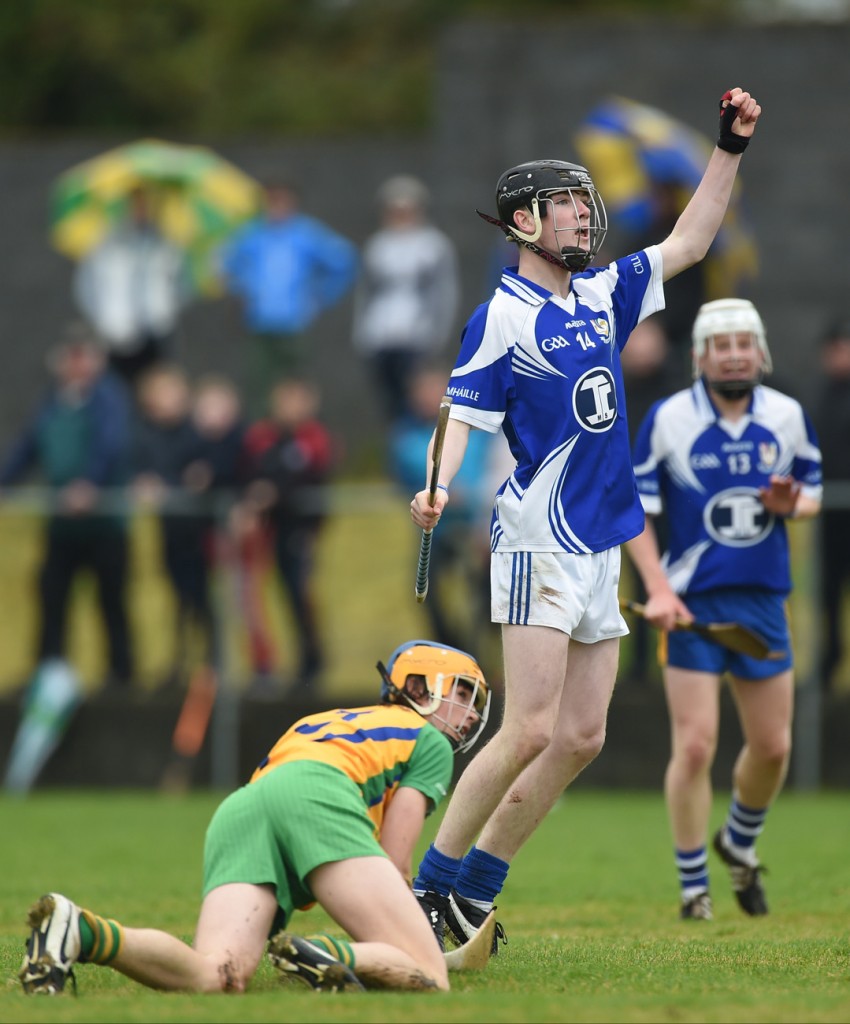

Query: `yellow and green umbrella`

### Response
(49, 138, 263, 294)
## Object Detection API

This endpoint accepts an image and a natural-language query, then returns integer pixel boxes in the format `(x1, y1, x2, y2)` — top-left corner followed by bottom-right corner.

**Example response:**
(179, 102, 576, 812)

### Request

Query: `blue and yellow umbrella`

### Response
(574, 97, 758, 299)
(49, 138, 263, 294)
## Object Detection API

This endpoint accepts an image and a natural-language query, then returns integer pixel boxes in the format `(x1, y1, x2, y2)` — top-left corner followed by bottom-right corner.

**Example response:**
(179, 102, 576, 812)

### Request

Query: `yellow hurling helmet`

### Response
(378, 640, 490, 754)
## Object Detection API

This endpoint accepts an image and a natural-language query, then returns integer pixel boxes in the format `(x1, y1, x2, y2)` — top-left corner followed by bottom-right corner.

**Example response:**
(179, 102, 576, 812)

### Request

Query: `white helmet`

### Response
(691, 298, 772, 391)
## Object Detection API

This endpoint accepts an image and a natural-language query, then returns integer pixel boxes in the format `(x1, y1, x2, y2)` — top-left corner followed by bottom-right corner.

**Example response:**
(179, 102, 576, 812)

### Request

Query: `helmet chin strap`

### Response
(476, 210, 591, 272)
(704, 375, 760, 401)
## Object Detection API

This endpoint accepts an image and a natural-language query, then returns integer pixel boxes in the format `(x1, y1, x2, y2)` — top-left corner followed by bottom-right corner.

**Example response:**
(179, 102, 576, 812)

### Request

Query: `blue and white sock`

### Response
(675, 846, 709, 900)
(724, 797, 767, 862)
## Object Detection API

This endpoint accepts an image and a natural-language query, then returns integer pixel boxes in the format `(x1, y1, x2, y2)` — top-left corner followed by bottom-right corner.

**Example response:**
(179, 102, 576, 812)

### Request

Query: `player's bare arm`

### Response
(380, 786, 430, 883)
(410, 418, 471, 528)
(625, 519, 693, 630)
(659, 87, 761, 282)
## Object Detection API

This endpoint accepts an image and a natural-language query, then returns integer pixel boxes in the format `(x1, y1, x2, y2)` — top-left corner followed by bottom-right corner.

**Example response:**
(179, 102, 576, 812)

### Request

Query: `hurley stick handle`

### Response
(415, 396, 453, 603)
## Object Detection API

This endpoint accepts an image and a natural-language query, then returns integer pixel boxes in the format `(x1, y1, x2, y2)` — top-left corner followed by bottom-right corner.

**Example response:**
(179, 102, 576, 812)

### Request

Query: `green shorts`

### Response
(202, 760, 387, 932)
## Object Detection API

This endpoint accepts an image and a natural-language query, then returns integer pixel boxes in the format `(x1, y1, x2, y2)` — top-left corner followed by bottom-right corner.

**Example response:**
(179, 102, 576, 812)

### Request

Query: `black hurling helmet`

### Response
(488, 159, 607, 272)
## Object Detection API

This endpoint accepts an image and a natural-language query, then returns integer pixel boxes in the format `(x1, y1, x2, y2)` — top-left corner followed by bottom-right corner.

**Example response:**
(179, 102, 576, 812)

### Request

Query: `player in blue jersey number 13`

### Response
(409, 88, 762, 952)
(625, 298, 821, 920)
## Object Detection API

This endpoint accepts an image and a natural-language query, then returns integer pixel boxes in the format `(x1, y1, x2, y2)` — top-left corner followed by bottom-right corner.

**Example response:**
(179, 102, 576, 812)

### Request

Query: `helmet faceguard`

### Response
(692, 298, 772, 399)
(479, 159, 608, 272)
(378, 640, 490, 755)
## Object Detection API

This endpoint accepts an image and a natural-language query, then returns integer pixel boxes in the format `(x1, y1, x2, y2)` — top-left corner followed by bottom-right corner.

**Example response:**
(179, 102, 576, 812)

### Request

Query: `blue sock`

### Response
(675, 846, 709, 899)
(454, 845, 510, 905)
(413, 844, 463, 897)
(726, 798, 767, 851)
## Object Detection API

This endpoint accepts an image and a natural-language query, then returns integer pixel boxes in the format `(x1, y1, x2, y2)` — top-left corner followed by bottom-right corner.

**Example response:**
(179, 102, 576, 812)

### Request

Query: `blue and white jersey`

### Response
(446, 247, 664, 553)
(632, 378, 822, 595)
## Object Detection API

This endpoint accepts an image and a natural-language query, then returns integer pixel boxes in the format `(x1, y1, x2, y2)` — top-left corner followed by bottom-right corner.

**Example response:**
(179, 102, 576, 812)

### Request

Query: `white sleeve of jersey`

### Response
(449, 404, 504, 433)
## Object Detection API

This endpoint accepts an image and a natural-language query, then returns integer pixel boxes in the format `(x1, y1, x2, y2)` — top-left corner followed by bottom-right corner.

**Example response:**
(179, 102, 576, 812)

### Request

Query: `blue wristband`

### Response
(436, 484, 449, 495)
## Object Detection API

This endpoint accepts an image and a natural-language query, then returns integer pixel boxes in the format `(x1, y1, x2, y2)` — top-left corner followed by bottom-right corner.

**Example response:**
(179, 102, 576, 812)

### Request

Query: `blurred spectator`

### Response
(811, 317, 850, 691)
(352, 175, 460, 425)
(236, 378, 335, 696)
(131, 364, 207, 687)
(619, 315, 685, 686)
(182, 373, 249, 670)
(220, 180, 358, 415)
(184, 373, 247, 501)
(389, 365, 494, 653)
(0, 325, 134, 690)
(73, 187, 192, 389)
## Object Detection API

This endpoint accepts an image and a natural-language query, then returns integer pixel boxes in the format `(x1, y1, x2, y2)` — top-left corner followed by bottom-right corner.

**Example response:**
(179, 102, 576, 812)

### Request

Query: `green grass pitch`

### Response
(0, 788, 847, 1023)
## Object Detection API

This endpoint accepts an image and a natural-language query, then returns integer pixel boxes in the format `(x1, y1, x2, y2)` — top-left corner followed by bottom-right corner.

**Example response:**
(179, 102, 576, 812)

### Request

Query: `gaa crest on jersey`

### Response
(590, 317, 610, 340)
(703, 486, 774, 548)
(757, 442, 778, 473)
(573, 366, 617, 433)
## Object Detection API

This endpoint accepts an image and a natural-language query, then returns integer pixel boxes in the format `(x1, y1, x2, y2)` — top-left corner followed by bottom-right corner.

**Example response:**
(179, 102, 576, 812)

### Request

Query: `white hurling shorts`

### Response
(490, 548, 628, 642)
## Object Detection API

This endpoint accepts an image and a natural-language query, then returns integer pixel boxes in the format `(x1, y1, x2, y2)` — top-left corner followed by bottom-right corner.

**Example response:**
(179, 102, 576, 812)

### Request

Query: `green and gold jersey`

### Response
(250, 704, 453, 835)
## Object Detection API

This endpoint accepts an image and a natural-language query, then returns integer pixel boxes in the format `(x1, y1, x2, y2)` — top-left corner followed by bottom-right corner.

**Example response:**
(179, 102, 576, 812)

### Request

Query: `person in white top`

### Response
(73, 188, 190, 387)
(352, 175, 460, 424)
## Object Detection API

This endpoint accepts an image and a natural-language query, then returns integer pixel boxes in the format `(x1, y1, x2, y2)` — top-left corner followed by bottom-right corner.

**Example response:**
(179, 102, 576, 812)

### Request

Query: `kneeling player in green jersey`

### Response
(19, 641, 491, 996)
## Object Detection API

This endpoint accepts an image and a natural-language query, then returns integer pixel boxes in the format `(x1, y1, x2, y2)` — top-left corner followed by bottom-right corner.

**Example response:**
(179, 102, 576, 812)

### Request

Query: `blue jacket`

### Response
(0, 373, 131, 489)
(221, 214, 357, 334)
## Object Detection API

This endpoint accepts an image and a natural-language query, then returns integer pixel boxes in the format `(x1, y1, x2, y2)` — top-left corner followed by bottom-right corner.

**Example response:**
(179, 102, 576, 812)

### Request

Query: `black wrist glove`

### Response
(717, 90, 749, 154)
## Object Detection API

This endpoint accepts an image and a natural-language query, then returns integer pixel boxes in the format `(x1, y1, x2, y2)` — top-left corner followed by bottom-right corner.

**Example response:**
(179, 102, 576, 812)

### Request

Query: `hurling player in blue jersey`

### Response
(626, 298, 822, 921)
(409, 88, 762, 952)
